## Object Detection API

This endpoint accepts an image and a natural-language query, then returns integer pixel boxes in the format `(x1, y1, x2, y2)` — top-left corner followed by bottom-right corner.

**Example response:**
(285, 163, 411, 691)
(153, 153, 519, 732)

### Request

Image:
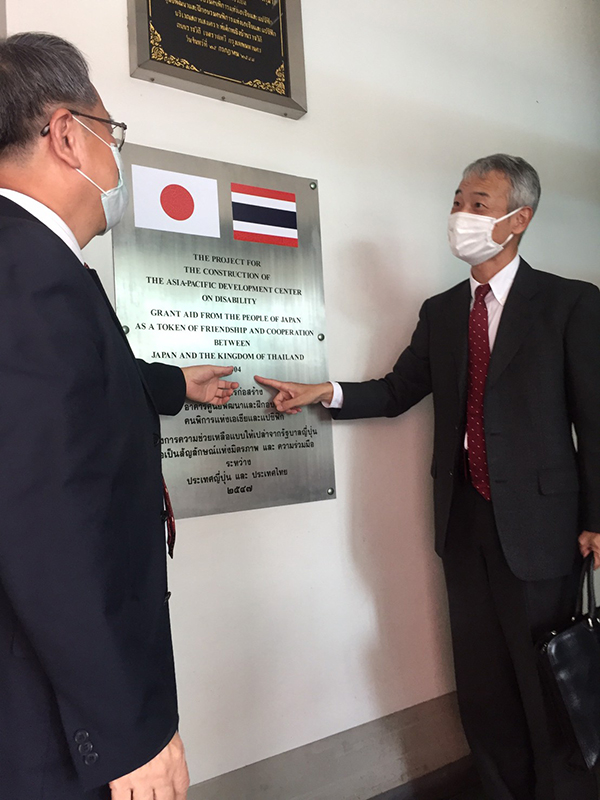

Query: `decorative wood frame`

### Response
(128, 0, 307, 118)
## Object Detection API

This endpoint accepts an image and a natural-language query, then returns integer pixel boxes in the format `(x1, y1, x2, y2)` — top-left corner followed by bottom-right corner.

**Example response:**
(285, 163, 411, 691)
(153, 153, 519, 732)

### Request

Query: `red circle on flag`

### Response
(160, 184, 195, 221)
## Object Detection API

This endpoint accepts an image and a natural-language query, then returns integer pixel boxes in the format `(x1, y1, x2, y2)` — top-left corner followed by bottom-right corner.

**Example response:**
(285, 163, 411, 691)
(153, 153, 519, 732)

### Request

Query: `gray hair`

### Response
(463, 154, 541, 215)
(0, 32, 97, 157)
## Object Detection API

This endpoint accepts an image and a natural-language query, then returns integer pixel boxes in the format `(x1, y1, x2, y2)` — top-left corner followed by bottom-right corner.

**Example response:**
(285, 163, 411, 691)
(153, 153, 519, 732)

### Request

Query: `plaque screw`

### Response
(122, 325, 130, 335)
(310, 182, 317, 190)
(221, 96, 226, 101)
(317, 333, 325, 342)
(327, 488, 335, 496)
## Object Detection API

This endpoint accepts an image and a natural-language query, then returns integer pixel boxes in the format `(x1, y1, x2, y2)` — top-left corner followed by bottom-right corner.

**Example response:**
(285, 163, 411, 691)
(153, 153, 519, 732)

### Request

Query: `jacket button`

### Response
(449, 470, 454, 477)
(164, 591, 172, 605)
(84, 753, 99, 766)
(153, 433, 160, 446)
(74, 730, 89, 744)
(78, 742, 94, 755)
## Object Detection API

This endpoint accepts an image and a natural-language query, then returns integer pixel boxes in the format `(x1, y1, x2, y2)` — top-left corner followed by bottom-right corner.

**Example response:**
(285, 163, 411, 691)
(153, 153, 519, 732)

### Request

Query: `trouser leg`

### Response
(443, 481, 597, 800)
(481, 498, 597, 800)
(443, 485, 535, 800)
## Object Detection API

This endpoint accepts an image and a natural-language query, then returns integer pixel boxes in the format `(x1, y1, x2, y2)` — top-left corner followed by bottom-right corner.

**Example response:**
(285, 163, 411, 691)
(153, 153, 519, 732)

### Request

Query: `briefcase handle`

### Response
(574, 554, 597, 623)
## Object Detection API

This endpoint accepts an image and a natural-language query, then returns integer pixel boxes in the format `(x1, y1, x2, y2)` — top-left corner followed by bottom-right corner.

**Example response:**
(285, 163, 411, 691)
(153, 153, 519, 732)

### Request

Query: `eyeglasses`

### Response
(40, 110, 128, 151)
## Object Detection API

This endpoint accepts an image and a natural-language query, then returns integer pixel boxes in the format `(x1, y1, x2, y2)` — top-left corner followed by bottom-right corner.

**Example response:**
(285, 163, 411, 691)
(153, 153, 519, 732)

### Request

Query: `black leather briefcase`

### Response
(538, 554, 600, 770)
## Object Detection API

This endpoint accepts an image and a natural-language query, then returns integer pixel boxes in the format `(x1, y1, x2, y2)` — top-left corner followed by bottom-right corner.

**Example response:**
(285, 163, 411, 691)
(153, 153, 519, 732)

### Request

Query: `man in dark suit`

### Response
(256, 154, 600, 800)
(0, 33, 239, 799)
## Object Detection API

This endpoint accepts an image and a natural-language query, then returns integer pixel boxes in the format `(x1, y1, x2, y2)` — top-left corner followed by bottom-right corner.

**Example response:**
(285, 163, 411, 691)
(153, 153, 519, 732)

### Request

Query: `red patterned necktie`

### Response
(467, 283, 492, 501)
(85, 263, 177, 555)
(162, 479, 176, 558)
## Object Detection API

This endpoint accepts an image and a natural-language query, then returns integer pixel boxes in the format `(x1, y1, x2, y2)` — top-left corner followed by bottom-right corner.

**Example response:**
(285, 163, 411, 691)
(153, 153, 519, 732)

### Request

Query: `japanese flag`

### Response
(131, 164, 220, 238)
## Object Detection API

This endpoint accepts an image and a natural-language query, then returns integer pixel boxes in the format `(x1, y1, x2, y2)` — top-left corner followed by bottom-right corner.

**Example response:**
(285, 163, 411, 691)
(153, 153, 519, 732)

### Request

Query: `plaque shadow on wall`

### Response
(0, 0, 6, 38)
(128, 0, 307, 119)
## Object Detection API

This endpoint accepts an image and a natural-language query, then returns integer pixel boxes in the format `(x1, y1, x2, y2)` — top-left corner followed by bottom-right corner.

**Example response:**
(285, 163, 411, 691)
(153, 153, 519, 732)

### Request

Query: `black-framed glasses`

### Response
(40, 110, 128, 151)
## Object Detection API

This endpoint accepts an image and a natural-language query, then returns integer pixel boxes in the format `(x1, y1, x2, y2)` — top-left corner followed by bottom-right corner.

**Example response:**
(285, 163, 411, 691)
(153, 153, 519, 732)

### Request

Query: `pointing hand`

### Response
(254, 376, 333, 414)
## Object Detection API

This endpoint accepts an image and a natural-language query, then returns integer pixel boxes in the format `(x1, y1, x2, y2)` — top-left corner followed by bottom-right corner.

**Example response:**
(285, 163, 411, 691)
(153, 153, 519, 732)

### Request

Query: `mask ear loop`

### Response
(76, 169, 106, 195)
(73, 117, 111, 195)
(73, 116, 111, 148)
(493, 206, 523, 248)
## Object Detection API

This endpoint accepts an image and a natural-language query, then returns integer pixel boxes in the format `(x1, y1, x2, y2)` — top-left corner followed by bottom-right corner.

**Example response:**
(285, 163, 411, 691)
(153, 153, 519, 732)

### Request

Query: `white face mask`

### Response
(74, 117, 129, 234)
(447, 207, 523, 266)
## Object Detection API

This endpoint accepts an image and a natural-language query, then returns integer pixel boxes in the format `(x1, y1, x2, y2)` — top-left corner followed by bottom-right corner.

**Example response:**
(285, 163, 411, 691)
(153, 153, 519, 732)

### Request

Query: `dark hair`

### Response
(463, 154, 542, 215)
(0, 32, 97, 157)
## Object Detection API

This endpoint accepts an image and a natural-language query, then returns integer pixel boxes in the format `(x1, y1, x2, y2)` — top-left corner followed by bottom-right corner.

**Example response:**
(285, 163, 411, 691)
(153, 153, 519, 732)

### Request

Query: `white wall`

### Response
(7, 0, 600, 786)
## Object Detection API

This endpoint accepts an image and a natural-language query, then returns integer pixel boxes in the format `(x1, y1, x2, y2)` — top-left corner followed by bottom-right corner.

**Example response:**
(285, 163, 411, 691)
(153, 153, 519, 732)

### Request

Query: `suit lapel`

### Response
(487, 259, 541, 387)
(442, 280, 471, 406)
(86, 269, 129, 346)
(86, 268, 159, 417)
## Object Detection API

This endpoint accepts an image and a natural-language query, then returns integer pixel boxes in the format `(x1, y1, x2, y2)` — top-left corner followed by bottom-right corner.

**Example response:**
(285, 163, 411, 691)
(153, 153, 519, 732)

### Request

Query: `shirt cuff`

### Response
(322, 381, 344, 409)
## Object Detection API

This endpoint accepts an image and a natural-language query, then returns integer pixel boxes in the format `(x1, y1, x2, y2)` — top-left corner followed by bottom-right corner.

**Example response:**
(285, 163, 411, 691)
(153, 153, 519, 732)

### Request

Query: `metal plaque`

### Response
(113, 143, 335, 518)
(128, 0, 307, 119)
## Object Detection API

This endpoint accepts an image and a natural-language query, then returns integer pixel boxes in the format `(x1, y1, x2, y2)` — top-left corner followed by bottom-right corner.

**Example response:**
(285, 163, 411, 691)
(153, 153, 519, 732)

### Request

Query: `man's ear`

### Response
(45, 108, 83, 170)
(512, 206, 533, 235)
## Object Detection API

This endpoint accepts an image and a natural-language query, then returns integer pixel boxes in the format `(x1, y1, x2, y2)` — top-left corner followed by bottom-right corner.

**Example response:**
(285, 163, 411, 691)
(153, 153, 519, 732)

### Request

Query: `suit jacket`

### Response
(0, 198, 187, 795)
(335, 259, 600, 581)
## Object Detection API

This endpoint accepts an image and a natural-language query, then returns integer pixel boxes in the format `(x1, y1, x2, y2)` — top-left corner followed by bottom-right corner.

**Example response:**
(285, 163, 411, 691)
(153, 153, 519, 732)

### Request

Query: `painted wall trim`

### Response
(0, 0, 6, 37)
(188, 692, 470, 800)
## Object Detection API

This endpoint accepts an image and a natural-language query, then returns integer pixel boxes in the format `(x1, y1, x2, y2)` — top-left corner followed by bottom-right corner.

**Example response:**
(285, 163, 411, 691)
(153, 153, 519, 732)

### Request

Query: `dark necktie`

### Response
(84, 263, 177, 557)
(467, 283, 492, 501)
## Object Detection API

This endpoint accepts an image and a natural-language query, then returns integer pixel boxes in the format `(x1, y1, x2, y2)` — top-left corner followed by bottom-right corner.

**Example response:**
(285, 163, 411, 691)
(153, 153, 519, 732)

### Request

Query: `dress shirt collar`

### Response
(470, 253, 521, 306)
(0, 188, 84, 264)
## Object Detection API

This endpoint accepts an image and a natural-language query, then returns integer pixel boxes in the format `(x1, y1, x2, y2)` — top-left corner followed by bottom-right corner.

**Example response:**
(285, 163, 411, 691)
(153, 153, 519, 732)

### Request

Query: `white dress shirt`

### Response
(0, 188, 84, 263)
(325, 254, 522, 411)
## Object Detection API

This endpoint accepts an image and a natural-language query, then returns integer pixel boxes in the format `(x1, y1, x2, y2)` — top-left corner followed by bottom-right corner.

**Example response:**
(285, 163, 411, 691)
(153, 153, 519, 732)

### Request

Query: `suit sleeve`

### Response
(565, 283, 600, 531)
(0, 227, 176, 791)
(334, 300, 432, 420)
(136, 359, 186, 416)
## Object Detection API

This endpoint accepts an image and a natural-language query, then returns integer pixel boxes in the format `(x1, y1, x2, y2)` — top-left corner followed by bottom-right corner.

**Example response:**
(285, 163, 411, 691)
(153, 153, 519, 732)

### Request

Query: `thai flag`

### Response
(231, 183, 298, 248)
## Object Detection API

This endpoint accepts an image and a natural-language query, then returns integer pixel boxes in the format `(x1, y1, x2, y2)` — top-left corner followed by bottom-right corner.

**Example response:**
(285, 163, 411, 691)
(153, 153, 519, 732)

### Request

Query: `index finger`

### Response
(255, 375, 285, 391)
